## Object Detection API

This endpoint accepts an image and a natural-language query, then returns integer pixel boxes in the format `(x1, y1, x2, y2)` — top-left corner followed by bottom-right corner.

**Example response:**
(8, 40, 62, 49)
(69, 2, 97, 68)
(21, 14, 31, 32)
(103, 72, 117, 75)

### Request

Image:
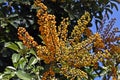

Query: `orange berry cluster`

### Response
(18, 27, 38, 48)
(42, 67, 55, 80)
(35, 0, 60, 64)
(17, 0, 120, 80)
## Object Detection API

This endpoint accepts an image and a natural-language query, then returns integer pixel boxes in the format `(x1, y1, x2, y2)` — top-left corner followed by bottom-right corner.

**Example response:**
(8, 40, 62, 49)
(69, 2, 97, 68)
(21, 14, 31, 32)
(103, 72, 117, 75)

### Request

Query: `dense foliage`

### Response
(0, 0, 120, 80)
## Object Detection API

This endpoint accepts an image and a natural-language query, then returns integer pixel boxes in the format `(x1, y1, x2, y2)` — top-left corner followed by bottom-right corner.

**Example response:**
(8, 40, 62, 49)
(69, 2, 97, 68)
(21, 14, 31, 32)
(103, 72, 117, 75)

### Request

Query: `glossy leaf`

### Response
(28, 49, 36, 55)
(16, 70, 32, 80)
(6, 66, 16, 71)
(15, 42, 24, 49)
(12, 53, 20, 63)
(19, 58, 27, 69)
(4, 42, 19, 52)
(28, 56, 38, 66)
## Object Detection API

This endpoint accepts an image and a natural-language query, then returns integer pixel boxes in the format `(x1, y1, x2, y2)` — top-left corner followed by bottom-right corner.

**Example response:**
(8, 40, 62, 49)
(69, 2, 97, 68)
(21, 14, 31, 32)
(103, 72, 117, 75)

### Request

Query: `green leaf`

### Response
(5, 42, 19, 52)
(1, 23, 8, 28)
(111, 2, 118, 11)
(15, 42, 24, 49)
(10, 72, 15, 78)
(19, 48, 29, 55)
(106, 8, 113, 14)
(28, 56, 38, 66)
(38, 66, 44, 70)
(19, 58, 27, 69)
(53, 67, 60, 73)
(38, 35, 43, 40)
(0, 0, 4, 3)
(6, 66, 16, 71)
(9, 21, 18, 28)
(33, 66, 44, 72)
(16, 70, 32, 80)
(12, 53, 21, 63)
(29, 49, 36, 55)
(8, 14, 18, 19)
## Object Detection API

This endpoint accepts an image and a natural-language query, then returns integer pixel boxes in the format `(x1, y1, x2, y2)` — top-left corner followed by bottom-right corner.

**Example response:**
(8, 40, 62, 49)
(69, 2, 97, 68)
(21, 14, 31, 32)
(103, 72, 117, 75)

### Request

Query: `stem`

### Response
(36, 72, 41, 80)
